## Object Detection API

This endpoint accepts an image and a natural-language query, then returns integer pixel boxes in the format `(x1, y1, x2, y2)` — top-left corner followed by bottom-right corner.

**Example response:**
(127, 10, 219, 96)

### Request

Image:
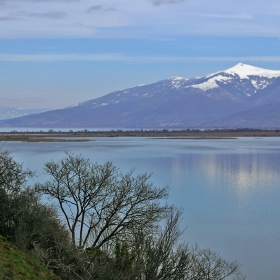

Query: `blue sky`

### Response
(0, 0, 280, 109)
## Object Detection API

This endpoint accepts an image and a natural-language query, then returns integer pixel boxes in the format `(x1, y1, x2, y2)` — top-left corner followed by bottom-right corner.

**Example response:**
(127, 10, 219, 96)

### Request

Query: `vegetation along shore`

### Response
(0, 128, 280, 142)
(0, 150, 245, 279)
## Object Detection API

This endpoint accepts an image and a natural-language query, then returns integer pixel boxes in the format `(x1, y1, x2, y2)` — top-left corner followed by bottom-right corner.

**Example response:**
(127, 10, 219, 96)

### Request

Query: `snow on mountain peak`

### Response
(169, 77, 187, 81)
(224, 63, 280, 79)
(193, 63, 280, 92)
(190, 78, 220, 91)
(167, 76, 189, 89)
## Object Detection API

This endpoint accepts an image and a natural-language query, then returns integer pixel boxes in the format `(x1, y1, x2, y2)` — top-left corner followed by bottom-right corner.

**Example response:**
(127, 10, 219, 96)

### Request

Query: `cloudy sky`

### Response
(0, 0, 280, 109)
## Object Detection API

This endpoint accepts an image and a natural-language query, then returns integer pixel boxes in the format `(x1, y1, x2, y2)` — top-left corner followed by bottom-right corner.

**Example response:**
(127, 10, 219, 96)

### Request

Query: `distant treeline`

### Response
(3, 127, 280, 134)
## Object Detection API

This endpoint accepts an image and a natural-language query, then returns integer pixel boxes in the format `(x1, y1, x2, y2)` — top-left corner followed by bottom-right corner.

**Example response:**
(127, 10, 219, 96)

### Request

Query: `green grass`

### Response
(0, 235, 60, 280)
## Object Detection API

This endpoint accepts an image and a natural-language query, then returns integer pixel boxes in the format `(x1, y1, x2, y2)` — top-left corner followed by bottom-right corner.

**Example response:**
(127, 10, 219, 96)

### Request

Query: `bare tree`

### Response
(0, 150, 36, 243)
(134, 207, 193, 280)
(127, 208, 245, 280)
(0, 150, 34, 195)
(36, 152, 169, 250)
(34, 152, 245, 280)
(0, 152, 245, 280)
(187, 245, 245, 280)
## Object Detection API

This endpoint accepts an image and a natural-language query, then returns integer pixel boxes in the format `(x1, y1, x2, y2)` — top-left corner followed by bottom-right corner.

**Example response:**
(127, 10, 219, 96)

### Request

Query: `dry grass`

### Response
(0, 130, 279, 142)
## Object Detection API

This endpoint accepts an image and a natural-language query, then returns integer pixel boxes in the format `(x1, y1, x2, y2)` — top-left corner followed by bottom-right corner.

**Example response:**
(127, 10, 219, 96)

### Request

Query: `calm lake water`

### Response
(3, 137, 280, 280)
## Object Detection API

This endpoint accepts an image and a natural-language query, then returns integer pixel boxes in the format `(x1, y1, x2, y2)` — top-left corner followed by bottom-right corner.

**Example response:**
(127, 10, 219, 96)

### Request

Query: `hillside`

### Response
(0, 235, 60, 280)
(0, 106, 47, 120)
(203, 101, 280, 128)
(1, 63, 280, 128)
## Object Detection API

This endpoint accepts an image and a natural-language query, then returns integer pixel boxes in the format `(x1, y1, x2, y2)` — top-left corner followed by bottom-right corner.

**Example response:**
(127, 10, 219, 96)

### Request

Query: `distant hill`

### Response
(202, 101, 280, 128)
(0, 105, 47, 120)
(1, 63, 280, 128)
(0, 234, 60, 280)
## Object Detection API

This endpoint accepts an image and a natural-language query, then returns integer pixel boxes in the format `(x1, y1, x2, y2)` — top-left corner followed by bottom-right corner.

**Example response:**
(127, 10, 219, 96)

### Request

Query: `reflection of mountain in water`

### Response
(169, 147, 280, 198)
(201, 153, 280, 196)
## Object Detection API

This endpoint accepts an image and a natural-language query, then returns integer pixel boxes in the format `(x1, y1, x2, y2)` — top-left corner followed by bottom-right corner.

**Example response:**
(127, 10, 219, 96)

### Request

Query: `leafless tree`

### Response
(0, 150, 34, 195)
(134, 207, 193, 280)
(118, 207, 245, 280)
(0, 150, 245, 280)
(186, 245, 245, 280)
(36, 152, 169, 250)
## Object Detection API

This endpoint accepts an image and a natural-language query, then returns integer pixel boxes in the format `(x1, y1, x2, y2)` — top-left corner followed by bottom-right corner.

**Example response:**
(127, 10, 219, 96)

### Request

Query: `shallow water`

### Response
(3, 137, 280, 280)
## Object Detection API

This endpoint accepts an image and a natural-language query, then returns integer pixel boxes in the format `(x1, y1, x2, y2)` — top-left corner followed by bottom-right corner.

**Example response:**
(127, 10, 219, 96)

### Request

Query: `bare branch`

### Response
(36, 152, 168, 250)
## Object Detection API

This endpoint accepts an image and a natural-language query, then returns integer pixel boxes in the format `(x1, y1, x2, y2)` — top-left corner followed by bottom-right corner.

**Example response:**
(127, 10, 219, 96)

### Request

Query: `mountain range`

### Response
(0, 106, 47, 121)
(1, 63, 280, 128)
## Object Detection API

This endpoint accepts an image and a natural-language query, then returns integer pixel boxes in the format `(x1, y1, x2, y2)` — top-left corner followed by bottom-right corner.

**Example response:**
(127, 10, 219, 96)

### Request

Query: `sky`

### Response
(0, 0, 280, 109)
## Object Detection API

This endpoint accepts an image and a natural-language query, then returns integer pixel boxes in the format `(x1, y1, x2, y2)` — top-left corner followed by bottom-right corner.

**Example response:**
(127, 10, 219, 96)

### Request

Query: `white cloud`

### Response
(151, 0, 187, 6)
(86, 5, 103, 13)
(26, 11, 67, 19)
(0, 53, 129, 62)
(1, 53, 280, 63)
(0, 16, 19, 21)
(191, 13, 253, 20)
(0, 0, 279, 38)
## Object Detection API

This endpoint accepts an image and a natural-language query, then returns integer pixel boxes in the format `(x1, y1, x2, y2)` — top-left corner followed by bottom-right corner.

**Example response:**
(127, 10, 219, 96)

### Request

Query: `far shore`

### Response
(0, 129, 280, 142)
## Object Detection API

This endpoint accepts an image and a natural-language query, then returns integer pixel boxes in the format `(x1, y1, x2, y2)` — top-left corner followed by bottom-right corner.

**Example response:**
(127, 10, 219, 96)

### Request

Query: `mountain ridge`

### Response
(0, 106, 48, 120)
(1, 63, 280, 128)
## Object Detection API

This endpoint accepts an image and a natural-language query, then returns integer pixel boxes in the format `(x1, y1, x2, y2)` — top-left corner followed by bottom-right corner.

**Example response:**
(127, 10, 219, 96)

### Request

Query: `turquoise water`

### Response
(3, 137, 280, 279)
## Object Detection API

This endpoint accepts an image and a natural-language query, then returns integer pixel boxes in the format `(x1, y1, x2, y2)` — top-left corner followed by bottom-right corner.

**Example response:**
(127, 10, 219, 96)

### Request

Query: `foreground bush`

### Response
(0, 151, 245, 279)
(0, 234, 60, 280)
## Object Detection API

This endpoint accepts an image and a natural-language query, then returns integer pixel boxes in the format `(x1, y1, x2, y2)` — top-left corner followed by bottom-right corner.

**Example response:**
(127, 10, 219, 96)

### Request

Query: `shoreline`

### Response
(0, 130, 279, 142)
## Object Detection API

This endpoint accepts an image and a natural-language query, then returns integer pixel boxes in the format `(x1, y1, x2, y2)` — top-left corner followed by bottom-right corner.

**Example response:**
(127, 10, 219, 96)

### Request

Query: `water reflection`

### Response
(171, 157, 183, 188)
(200, 153, 280, 195)
(2, 137, 280, 280)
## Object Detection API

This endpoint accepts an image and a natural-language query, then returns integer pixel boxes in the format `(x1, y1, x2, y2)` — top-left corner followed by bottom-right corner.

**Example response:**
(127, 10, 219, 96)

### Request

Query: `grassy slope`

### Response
(0, 235, 60, 280)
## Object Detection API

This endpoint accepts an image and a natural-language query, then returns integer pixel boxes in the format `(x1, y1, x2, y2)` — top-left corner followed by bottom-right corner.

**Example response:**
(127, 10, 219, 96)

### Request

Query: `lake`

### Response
(3, 137, 280, 280)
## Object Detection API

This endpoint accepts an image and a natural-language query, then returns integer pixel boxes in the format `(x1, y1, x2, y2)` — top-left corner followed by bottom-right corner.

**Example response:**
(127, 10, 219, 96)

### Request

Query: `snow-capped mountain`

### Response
(1, 63, 280, 128)
(191, 63, 280, 100)
(68, 63, 280, 110)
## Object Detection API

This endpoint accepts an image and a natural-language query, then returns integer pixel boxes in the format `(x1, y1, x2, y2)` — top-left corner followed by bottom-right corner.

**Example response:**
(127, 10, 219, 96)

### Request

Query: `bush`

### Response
(0, 150, 245, 280)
